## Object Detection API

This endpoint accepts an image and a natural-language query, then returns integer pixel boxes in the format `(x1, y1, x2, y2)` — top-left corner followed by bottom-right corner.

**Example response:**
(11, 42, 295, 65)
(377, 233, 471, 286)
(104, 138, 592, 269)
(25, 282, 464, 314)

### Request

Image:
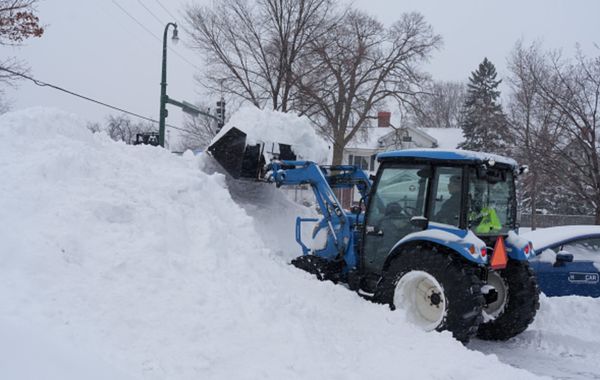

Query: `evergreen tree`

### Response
(459, 58, 512, 154)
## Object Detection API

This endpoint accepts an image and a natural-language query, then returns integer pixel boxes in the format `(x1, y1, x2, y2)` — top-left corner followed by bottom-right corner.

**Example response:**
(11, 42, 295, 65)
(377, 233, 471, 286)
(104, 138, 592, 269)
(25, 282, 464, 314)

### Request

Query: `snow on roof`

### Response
(378, 148, 518, 167)
(420, 128, 464, 149)
(347, 125, 438, 151)
(346, 127, 394, 150)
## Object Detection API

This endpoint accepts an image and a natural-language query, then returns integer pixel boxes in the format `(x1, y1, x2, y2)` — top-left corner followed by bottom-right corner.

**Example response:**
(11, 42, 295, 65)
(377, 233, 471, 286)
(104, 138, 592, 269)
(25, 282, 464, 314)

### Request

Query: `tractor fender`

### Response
(504, 230, 534, 261)
(383, 223, 488, 270)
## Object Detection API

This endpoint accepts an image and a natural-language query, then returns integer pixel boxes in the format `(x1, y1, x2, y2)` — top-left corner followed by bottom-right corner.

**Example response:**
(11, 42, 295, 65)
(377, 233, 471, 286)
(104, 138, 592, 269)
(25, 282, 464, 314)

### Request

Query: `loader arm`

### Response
(267, 160, 371, 269)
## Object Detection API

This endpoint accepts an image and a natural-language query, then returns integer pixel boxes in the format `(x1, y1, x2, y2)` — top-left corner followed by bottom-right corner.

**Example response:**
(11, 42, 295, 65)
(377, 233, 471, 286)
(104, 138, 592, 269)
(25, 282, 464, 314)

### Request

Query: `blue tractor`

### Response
(209, 130, 540, 342)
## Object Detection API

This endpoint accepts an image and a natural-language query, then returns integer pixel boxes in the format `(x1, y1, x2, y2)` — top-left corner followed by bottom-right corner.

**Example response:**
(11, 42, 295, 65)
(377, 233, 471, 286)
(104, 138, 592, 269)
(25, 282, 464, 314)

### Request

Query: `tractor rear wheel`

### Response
(377, 246, 484, 343)
(477, 260, 539, 341)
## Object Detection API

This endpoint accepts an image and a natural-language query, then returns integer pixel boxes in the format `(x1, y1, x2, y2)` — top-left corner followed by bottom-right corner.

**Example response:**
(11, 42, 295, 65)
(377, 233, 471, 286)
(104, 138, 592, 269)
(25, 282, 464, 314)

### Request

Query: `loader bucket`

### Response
(207, 127, 297, 180)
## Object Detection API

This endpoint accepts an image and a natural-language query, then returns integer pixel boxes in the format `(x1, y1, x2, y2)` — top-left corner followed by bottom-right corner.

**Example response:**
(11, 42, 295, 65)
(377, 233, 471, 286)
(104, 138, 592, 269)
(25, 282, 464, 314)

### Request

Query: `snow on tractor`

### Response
(209, 127, 540, 342)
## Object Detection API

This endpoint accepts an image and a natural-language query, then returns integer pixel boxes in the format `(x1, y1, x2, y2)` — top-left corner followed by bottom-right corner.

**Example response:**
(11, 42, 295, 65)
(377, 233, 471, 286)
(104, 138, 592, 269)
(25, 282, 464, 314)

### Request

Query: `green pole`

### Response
(159, 22, 177, 148)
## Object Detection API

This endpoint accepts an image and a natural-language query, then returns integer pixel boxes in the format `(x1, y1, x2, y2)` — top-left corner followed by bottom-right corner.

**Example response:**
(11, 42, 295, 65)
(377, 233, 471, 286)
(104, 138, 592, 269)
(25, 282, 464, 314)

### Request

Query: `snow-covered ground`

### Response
(1, 107, 600, 379)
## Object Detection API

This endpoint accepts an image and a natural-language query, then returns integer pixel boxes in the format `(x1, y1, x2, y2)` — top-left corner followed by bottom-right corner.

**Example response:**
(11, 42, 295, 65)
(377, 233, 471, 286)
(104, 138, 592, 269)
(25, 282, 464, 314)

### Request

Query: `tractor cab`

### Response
(361, 149, 519, 279)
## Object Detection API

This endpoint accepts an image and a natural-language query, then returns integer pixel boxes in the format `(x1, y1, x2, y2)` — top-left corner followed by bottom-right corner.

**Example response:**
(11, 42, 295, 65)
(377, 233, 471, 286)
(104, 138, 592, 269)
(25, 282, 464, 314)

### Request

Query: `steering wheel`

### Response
(401, 205, 419, 218)
(384, 202, 418, 218)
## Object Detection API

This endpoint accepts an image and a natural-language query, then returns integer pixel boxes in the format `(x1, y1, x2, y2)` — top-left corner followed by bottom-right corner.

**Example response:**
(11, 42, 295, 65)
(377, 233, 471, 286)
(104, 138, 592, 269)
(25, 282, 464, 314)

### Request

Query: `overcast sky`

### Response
(2, 0, 599, 144)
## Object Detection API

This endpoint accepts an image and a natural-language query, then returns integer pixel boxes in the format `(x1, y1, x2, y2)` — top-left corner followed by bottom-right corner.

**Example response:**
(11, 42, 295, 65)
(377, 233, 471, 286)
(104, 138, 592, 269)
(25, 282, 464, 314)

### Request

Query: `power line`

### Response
(136, 0, 165, 26)
(0, 67, 190, 133)
(154, 0, 179, 22)
(111, 0, 162, 42)
(110, 0, 200, 71)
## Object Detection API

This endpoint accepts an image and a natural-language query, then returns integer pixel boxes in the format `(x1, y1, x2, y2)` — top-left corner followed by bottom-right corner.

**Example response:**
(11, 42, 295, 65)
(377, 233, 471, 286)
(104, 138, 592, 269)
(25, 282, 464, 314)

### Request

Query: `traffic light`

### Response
(216, 99, 226, 133)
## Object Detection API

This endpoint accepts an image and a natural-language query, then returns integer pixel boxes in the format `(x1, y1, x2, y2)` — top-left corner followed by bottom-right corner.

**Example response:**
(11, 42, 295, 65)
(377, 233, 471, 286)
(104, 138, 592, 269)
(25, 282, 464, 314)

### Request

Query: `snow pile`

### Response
(0, 317, 134, 380)
(1, 107, 589, 379)
(211, 106, 330, 163)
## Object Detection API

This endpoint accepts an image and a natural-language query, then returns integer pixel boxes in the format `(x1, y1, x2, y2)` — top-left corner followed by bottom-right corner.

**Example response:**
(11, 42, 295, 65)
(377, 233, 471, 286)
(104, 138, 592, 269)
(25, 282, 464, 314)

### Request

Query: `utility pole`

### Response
(158, 22, 179, 147)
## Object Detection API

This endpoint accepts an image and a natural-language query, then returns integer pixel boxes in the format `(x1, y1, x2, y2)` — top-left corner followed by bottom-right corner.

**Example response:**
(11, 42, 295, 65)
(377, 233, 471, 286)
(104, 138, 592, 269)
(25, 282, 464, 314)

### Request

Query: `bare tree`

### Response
(178, 111, 220, 151)
(0, 0, 44, 85)
(537, 50, 600, 222)
(296, 11, 441, 164)
(507, 41, 565, 226)
(93, 115, 155, 145)
(510, 42, 600, 222)
(408, 80, 466, 129)
(186, 0, 332, 111)
(86, 121, 102, 134)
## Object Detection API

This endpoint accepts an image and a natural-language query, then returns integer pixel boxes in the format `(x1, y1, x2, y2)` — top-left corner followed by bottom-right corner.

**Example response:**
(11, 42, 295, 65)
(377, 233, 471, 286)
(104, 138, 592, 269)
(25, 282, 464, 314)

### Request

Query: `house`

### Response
(337, 112, 464, 208)
(343, 112, 438, 175)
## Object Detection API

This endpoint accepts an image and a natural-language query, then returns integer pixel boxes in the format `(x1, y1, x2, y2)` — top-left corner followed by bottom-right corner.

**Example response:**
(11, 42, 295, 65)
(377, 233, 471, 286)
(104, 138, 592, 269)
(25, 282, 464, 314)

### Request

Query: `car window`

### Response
(557, 238, 600, 265)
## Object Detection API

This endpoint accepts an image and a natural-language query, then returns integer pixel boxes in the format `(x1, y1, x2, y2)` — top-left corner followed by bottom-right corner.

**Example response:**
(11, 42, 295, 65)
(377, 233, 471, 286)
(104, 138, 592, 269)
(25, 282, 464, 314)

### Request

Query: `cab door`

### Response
(362, 164, 429, 274)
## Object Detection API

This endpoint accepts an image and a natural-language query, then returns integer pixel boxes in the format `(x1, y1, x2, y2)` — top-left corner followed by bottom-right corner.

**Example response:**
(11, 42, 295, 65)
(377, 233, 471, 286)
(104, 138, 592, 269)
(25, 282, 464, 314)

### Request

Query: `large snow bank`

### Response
(0, 107, 565, 379)
(210, 106, 330, 163)
(0, 317, 135, 380)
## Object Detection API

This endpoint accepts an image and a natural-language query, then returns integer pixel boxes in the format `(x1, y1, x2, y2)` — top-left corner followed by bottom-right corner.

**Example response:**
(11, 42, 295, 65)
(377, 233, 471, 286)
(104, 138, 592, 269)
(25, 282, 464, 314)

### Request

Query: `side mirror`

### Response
(519, 165, 529, 175)
(554, 251, 574, 267)
(410, 216, 428, 230)
(350, 205, 361, 215)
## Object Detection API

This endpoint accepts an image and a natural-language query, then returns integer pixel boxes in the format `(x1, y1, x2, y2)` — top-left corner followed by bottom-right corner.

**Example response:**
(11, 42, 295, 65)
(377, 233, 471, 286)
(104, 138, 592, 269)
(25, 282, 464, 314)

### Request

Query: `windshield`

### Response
(467, 168, 515, 235)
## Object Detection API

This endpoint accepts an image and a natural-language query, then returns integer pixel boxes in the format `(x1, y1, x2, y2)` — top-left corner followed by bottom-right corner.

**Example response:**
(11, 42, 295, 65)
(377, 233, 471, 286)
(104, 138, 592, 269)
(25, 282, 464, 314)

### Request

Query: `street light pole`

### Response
(158, 22, 178, 148)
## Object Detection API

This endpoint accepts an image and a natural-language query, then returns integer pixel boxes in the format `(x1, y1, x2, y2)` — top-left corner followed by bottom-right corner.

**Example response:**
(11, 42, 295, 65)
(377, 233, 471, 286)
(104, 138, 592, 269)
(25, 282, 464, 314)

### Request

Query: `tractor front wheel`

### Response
(377, 246, 484, 343)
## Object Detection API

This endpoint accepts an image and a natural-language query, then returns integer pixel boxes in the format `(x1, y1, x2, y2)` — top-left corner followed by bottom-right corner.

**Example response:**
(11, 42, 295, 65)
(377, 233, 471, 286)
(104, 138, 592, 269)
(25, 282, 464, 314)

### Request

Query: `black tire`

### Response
(477, 260, 540, 341)
(376, 245, 484, 343)
(291, 255, 341, 282)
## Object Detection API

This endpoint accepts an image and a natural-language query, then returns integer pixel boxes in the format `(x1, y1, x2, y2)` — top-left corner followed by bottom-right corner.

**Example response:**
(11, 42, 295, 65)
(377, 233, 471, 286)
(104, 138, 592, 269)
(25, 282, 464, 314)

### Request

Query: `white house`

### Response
(343, 112, 438, 174)
(338, 111, 464, 208)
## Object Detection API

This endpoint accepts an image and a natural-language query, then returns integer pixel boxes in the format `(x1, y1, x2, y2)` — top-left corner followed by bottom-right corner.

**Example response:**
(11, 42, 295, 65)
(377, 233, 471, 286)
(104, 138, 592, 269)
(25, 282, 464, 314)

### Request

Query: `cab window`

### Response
(428, 167, 463, 227)
(363, 165, 429, 273)
(467, 168, 515, 234)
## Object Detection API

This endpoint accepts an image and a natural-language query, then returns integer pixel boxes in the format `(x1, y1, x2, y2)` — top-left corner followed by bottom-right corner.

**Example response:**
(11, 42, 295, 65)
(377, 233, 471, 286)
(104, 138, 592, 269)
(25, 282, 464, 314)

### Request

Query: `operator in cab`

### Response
(435, 175, 461, 225)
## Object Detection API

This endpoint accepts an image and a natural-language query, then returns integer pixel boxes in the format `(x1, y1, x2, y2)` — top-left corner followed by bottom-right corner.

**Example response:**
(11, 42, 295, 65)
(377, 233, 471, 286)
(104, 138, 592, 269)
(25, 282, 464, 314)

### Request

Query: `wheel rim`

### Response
(393, 271, 446, 331)
(482, 271, 508, 321)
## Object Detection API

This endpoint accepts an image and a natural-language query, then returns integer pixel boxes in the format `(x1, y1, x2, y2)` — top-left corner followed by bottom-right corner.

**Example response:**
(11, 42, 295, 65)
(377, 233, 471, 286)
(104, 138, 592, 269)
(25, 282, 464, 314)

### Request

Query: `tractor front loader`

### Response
(208, 127, 540, 343)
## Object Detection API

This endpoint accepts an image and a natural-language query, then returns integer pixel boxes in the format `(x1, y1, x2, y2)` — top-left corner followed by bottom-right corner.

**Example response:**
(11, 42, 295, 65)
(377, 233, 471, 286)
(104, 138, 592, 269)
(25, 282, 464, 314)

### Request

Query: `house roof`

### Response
(420, 128, 464, 149)
(346, 127, 394, 150)
(347, 125, 438, 150)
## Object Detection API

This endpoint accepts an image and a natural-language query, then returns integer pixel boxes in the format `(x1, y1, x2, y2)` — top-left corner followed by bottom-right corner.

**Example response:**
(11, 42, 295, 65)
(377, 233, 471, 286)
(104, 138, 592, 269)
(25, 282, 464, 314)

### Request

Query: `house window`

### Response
(349, 154, 376, 171)
(353, 155, 370, 170)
